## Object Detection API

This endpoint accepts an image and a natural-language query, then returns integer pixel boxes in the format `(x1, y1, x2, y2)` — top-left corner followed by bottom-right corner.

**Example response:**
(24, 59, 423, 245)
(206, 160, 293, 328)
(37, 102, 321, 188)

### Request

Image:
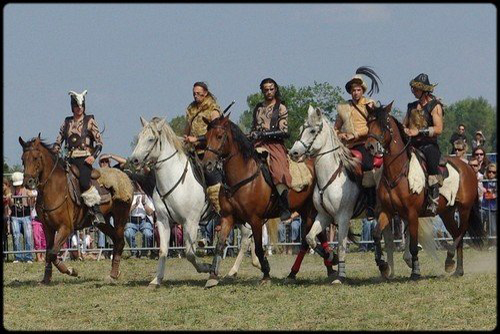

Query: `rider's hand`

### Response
(85, 156, 95, 165)
(404, 127, 418, 137)
(183, 135, 198, 144)
(250, 132, 260, 140)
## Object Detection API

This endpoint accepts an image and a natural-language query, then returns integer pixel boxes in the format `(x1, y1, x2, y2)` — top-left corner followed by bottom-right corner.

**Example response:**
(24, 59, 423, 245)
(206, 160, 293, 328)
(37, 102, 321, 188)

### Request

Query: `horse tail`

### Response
(465, 196, 487, 250)
(417, 217, 440, 263)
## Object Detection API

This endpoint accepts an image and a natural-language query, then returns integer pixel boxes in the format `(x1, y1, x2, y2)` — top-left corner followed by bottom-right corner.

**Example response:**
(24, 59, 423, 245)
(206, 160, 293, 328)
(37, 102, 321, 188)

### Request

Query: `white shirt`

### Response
(130, 192, 154, 219)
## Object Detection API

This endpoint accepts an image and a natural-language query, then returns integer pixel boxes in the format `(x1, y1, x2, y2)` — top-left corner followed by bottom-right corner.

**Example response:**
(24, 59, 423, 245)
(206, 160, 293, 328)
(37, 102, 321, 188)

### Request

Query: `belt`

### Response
(130, 216, 144, 224)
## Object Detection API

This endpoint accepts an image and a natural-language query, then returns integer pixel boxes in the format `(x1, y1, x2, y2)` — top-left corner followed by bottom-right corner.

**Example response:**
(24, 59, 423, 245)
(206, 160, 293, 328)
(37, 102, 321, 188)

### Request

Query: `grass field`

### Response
(3, 247, 497, 330)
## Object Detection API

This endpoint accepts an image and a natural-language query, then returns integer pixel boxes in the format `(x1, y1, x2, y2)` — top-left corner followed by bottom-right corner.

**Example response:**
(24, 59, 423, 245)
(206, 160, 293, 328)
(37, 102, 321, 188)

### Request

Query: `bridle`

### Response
(297, 120, 341, 159)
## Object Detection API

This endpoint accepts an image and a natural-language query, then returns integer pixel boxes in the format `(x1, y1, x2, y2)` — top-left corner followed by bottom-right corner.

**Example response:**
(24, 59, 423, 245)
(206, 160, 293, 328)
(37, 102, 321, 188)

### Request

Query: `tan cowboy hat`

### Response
(409, 73, 438, 92)
(345, 75, 368, 94)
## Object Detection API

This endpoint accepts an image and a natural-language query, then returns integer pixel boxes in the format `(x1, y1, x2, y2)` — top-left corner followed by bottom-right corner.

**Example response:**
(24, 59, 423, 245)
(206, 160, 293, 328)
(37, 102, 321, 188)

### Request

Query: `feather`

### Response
(355, 66, 382, 96)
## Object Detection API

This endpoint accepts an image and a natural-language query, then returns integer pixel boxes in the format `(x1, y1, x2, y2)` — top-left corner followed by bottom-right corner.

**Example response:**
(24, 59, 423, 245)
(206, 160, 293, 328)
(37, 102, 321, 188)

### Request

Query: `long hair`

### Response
(193, 81, 217, 102)
(260, 78, 282, 105)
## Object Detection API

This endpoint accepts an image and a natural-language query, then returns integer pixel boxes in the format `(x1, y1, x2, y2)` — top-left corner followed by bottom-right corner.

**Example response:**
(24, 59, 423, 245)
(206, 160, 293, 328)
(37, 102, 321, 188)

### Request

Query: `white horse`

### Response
(130, 117, 259, 288)
(289, 106, 392, 284)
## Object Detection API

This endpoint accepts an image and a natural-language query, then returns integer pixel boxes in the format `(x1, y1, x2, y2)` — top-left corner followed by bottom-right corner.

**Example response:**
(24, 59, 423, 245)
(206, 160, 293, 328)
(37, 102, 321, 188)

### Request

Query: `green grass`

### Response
(3, 248, 497, 330)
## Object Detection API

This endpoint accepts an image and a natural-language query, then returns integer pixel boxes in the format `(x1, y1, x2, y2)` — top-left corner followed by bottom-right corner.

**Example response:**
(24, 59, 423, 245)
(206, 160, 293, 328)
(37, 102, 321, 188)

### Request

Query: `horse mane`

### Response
(228, 121, 258, 161)
(321, 117, 360, 174)
(26, 138, 65, 169)
(149, 117, 186, 157)
(373, 105, 409, 146)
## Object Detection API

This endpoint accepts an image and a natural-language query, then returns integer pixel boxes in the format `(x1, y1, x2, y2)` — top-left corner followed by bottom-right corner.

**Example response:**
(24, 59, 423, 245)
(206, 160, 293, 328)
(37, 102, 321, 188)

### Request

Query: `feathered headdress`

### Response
(345, 66, 382, 97)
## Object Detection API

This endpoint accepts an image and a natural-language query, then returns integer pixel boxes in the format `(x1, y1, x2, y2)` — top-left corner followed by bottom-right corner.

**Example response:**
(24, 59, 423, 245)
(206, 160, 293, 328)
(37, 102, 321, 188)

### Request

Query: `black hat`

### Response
(409, 73, 437, 92)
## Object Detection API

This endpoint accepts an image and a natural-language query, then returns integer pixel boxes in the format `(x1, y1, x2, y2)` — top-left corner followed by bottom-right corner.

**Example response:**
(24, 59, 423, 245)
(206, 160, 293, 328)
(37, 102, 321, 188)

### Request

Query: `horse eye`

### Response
(217, 134, 223, 140)
(148, 138, 155, 142)
(310, 129, 316, 134)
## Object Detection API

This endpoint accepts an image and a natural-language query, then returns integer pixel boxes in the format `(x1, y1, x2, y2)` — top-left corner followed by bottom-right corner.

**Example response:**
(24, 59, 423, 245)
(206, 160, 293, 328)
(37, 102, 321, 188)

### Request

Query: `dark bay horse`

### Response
(19, 135, 132, 284)
(201, 115, 334, 287)
(364, 102, 486, 279)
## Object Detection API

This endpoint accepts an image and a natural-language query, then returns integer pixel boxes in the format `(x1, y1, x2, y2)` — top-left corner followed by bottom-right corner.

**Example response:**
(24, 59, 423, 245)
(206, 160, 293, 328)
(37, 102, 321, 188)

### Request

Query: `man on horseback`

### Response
(250, 78, 292, 221)
(183, 82, 223, 216)
(403, 73, 444, 215)
(334, 67, 380, 220)
(52, 90, 106, 226)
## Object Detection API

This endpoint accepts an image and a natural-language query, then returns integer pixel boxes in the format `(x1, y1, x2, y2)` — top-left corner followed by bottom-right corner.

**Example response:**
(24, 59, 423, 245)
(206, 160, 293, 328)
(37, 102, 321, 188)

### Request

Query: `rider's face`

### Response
(193, 86, 208, 104)
(350, 85, 364, 101)
(72, 105, 84, 117)
(262, 83, 276, 101)
(411, 86, 424, 99)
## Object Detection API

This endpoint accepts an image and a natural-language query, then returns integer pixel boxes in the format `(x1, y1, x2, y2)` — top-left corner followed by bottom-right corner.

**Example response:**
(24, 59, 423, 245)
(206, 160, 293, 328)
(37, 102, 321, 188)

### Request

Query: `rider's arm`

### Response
(52, 120, 66, 153)
(88, 118, 104, 159)
(430, 104, 443, 136)
(334, 116, 343, 132)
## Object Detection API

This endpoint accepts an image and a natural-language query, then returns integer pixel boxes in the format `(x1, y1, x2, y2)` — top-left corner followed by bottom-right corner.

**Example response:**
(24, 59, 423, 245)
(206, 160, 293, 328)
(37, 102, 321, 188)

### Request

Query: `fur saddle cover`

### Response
(67, 166, 133, 206)
(255, 147, 313, 192)
(408, 152, 460, 206)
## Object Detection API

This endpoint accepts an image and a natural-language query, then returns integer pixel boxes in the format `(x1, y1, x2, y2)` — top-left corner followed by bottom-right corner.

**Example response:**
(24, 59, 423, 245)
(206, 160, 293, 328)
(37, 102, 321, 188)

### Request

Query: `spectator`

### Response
(449, 124, 467, 154)
(469, 158, 485, 199)
(99, 153, 127, 169)
(433, 216, 450, 250)
(360, 217, 377, 252)
(278, 212, 301, 255)
(169, 223, 184, 258)
(30, 192, 46, 262)
(124, 182, 155, 258)
(471, 130, 486, 152)
(8, 172, 35, 263)
(482, 163, 497, 245)
(472, 146, 491, 175)
(198, 217, 217, 255)
(97, 217, 114, 259)
(453, 139, 469, 163)
(3, 177, 12, 261)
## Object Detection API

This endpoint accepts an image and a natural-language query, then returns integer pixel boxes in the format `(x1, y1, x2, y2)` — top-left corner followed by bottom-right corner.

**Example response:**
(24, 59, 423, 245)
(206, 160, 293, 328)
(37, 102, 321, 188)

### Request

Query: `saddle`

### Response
(411, 147, 449, 181)
(350, 149, 383, 169)
(66, 164, 112, 206)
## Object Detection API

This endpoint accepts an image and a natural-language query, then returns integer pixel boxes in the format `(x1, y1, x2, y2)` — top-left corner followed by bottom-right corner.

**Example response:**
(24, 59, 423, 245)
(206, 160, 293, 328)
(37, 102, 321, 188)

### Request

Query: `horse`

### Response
(129, 117, 262, 288)
(19, 134, 132, 284)
(289, 105, 375, 283)
(364, 102, 486, 279)
(201, 113, 337, 288)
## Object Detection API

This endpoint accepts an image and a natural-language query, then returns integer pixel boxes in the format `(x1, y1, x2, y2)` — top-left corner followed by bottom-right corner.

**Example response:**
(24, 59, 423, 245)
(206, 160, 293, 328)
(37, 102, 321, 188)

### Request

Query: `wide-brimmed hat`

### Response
(475, 130, 485, 138)
(345, 75, 368, 94)
(409, 73, 437, 92)
(11, 172, 24, 186)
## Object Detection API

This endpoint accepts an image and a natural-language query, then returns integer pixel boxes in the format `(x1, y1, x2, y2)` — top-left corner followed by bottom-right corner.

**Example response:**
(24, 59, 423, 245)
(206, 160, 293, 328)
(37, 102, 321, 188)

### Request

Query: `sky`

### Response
(3, 3, 497, 167)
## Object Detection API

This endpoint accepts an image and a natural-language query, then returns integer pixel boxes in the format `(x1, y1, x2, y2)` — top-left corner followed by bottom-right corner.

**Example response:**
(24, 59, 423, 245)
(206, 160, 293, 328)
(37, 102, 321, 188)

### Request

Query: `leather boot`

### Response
(278, 189, 292, 221)
(427, 183, 440, 215)
(366, 187, 377, 220)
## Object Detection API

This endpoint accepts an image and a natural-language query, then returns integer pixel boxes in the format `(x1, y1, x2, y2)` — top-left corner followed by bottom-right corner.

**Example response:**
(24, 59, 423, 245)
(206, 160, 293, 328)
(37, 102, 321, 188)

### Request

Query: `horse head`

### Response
(130, 116, 167, 169)
(290, 105, 329, 161)
(19, 133, 44, 189)
(202, 114, 232, 173)
(365, 101, 394, 156)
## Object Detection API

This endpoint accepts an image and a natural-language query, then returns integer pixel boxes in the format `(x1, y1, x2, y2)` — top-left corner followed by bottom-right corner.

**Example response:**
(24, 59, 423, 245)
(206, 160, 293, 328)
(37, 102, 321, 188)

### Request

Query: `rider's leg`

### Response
(75, 157, 105, 226)
(276, 184, 291, 221)
(358, 144, 377, 220)
(421, 144, 441, 214)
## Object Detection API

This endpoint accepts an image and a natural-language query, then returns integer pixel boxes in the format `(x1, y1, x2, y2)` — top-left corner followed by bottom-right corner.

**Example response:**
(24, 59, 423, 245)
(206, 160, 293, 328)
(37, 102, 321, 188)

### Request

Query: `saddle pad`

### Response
(67, 174, 112, 206)
(408, 153, 460, 206)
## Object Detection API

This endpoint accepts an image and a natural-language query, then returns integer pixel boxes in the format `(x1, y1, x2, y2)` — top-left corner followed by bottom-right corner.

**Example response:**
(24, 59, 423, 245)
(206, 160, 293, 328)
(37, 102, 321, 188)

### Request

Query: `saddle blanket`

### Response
(408, 152, 460, 206)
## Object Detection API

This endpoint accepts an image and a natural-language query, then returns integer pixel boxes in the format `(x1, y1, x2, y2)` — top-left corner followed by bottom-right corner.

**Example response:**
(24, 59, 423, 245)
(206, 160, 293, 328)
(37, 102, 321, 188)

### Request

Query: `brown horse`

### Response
(364, 102, 486, 279)
(19, 135, 132, 284)
(201, 115, 334, 287)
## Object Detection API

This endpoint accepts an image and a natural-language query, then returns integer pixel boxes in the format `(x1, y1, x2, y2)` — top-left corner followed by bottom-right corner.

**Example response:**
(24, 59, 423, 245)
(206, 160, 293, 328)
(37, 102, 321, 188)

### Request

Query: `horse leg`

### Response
(51, 225, 78, 278)
(97, 214, 123, 280)
(331, 215, 350, 284)
(373, 211, 392, 279)
(205, 214, 234, 288)
(250, 220, 271, 285)
(41, 226, 56, 285)
(439, 209, 460, 273)
(453, 207, 472, 277)
(226, 224, 255, 278)
(183, 219, 211, 274)
(382, 223, 396, 278)
(149, 218, 170, 288)
(408, 212, 421, 280)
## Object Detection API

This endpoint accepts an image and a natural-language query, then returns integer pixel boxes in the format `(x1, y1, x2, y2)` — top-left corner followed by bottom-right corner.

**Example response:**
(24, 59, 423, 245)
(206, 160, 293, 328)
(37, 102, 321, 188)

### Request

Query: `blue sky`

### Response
(3, 3, 496, 166)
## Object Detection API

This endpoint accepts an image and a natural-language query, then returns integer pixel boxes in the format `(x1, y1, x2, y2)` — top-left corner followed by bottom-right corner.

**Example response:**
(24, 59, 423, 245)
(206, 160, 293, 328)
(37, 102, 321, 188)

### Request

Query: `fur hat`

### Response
(409, 73, 437, 92)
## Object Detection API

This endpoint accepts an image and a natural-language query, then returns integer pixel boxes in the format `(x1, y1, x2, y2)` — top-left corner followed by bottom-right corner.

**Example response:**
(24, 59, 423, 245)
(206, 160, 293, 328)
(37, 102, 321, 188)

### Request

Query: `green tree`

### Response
(169, 115, 187, 136)
(238, 82, 344, 148)
(438, 97, 496, 154)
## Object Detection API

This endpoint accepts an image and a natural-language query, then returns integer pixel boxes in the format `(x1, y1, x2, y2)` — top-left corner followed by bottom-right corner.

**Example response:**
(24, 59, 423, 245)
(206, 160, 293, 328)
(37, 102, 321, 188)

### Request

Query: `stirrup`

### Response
(90, 206, 106, 226)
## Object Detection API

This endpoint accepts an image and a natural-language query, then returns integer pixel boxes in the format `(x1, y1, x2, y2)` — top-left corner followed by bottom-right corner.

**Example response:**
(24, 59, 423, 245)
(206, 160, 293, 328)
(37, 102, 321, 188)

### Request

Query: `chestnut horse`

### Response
(19, 135, 132, 284)
(201, 115, 334, 288)
(364, 102, 486, 279)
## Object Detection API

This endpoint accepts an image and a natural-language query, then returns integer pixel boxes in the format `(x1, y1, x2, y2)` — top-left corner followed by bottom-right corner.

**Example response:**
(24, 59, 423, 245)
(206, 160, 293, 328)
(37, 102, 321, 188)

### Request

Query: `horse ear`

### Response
(315, 107, 322, 118)
(385, 100, 394, 113)
(140, 116, 149, 127)
(19, 136, 26, 148)
(225, 112, 231, 119)
(156, 118, 166, 130)
(38, 132, 41, 139)
(202, 116, 210, 125)
(82, 90, 88, 96)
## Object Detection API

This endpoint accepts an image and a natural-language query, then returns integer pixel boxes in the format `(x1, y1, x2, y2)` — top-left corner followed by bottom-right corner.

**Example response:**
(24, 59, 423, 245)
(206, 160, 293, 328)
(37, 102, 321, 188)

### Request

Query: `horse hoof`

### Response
(259, 278, 271, 286)
(452, 270, 464, 277)
(403, 257, 412, 269)
(148, 283, 160, 289)
(224, 272, 237, 279)
(39, 280, 50, 286)
(68, 268, 78, 277)
(283, 277, 297, 285)
(410, 273, 421, 281)
(379, 263, 391, 279)
(445, 260, 455, 273)
(331, 276, 346, 284)
(205, 279, 219, 289)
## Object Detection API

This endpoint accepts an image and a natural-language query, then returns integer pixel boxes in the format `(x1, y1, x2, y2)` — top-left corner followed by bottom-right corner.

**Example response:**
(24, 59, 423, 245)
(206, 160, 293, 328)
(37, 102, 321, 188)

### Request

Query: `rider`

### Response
(53, 90, 106, 226)
(250, 78, 292, 221)
(403, 73, 444, 215)
(334, 67, 379, 220)
(183, 82, 222, 215)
